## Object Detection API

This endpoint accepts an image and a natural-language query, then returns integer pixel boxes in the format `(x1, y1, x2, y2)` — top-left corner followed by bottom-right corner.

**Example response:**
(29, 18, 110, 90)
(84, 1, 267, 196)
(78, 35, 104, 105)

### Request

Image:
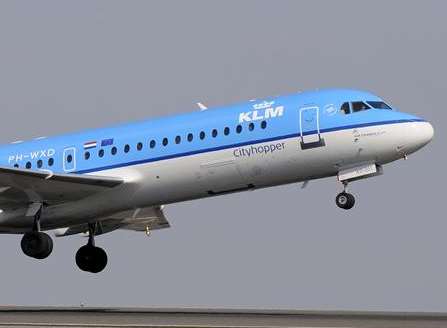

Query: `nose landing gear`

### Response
(21, 204, 53, 259)
(75, 223, 108, 273)
(336, 182, 356, 210)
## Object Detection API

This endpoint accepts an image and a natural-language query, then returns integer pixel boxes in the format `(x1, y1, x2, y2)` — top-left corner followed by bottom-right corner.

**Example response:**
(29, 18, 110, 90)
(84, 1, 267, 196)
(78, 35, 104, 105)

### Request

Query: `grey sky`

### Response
(0, 0, 445, 311)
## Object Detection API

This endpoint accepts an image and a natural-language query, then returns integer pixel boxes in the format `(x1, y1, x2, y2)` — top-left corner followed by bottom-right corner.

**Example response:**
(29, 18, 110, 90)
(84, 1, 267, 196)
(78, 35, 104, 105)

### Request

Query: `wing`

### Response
(0, 166, 123, 209)
(55, 206, 170, 237)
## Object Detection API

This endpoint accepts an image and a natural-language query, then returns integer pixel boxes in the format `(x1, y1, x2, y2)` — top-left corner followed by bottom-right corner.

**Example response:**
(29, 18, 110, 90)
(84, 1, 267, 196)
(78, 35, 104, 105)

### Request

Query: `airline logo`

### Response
(233, 142, 286, 158)
(239, 101, 284, 123)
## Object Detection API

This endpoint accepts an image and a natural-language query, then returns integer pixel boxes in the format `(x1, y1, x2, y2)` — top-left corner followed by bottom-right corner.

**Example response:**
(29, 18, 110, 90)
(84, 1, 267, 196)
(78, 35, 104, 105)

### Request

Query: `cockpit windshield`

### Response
(340, 102, 350, 114)
(366, 101, 392, 109)
(352, 102, 371, 112)
(339, 100, 392, 114)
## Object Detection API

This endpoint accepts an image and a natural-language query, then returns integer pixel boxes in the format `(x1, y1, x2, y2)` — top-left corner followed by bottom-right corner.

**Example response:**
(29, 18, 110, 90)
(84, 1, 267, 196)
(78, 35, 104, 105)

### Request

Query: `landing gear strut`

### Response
(336, 182, 356, 210)
(75, 223, 108, 273)
(21, 204, 53, 259)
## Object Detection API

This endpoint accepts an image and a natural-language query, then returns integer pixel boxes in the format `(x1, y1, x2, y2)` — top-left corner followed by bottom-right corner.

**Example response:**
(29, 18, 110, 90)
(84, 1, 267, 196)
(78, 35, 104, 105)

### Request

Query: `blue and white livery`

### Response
(0, 89, 433, 273)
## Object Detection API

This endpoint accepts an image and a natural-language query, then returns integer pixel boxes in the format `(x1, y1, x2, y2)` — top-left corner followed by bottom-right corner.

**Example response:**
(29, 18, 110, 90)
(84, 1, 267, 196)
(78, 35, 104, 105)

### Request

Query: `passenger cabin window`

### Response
(78, 116, 272, 167)
(367, 101, 392, 110)
(352, 102, 371, 112)
(340, 102, 350, 114)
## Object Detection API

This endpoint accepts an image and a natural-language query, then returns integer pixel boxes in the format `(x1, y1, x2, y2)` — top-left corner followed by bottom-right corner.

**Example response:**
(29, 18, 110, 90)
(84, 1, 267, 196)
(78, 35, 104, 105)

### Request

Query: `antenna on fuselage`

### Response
(301, 180, 309, 189)
(197, 102, 208, 111)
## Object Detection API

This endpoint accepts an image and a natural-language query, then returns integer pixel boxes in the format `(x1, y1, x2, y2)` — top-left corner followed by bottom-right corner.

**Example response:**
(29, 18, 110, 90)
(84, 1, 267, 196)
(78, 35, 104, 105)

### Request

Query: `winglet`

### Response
(197, 102, 208, 111)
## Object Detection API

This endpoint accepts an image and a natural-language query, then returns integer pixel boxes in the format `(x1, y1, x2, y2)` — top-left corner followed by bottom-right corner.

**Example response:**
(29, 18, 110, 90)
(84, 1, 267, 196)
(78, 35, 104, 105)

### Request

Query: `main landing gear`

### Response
(20, 206, 107, 273)
(335, 182, 356, 210)
(75, 223, 108, 273)
(21, 205, 53, 259)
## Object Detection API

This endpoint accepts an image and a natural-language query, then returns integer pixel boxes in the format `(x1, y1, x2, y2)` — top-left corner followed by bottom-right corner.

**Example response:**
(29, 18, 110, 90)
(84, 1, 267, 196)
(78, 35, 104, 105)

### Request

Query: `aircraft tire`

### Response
(76, 245, 108, 273)
(336, 192, 355, 210)
(21, 231, 53, 259)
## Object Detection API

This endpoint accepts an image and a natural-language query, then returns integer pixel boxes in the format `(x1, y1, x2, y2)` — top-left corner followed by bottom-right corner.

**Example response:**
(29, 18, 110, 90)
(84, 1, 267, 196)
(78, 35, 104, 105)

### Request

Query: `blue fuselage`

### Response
(0, 89, 426, 174)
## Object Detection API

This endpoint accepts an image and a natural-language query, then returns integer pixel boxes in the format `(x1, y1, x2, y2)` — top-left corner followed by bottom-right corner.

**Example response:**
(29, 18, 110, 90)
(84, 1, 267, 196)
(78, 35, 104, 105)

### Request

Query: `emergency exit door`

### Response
(63, 147, 76, 172)
(299, 106, 325, 149)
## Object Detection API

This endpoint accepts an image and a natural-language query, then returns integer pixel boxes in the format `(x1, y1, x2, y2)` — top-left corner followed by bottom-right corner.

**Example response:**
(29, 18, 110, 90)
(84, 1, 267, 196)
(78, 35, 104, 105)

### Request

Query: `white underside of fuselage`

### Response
(0, 121, 429, 232)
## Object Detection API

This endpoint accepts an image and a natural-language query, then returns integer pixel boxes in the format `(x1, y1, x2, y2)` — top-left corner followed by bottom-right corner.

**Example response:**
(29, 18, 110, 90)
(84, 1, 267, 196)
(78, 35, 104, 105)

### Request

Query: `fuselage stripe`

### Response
(76, 119, 424, 174)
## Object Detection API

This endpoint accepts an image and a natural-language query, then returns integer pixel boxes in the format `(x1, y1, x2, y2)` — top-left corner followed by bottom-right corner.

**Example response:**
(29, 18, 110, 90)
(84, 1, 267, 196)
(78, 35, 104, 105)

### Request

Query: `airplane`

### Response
(0, 89, 433, 273)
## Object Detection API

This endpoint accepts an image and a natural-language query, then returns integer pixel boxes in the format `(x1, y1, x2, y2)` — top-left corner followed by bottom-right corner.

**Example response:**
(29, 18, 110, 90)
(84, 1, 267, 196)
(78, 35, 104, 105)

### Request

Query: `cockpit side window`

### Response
(367, 101, 392, 110)
(340, 102, 350, 114)
(352, 101, 371, 112)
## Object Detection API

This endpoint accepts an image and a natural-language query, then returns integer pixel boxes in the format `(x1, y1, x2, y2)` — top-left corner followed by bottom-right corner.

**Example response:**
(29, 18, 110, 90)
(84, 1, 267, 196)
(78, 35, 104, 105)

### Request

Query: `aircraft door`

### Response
(63, 147, 76, 172)
(299, 105, 325, 149)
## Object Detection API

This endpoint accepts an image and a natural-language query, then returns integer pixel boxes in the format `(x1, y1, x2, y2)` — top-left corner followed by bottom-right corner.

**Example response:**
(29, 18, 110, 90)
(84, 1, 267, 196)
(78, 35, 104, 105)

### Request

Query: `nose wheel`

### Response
(75, 223, 108, 273)
(335, 182, 356, 210)
(336, 192, 355, 210)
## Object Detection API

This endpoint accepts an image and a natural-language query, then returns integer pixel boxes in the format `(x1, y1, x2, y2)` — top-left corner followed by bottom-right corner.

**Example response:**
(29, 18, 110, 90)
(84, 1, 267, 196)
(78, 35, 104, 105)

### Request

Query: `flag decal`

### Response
(101, 138, 114, 147)
(83, 141, 97, 149)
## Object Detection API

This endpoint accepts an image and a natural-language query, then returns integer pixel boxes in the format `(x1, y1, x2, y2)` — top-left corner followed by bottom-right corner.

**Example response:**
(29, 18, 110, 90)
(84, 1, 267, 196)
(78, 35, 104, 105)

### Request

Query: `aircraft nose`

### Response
(419, 121, 434, 145)
(404, 120, 434, 154)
